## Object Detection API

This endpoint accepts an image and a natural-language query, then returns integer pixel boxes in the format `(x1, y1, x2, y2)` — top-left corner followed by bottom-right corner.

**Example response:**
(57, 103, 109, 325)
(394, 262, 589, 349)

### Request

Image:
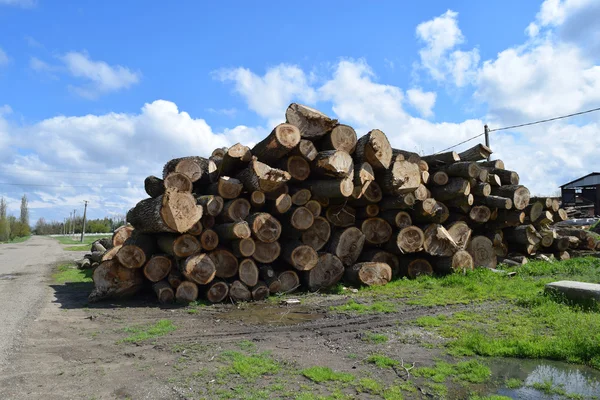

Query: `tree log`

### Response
(478, 195, 513, 209)
(550, 236, 570, 252)
(163, 172, 193, 193)
(231, 238, 256, 258)
(446, 221, 472, 250)
(233, 157, 293, 193)
(127, 190, 203, 233)
(485, 168, 519, 185)
(214, 221, 252, 241)
(153, 280, 174, 304)
(458, 143, 492, 161)
(412, 199, 450, 224)
(156, 234, 200, 258)
(168, 269, 183, 290)
(330, 227, 366, 266)
(472, 182, 491, 197)
(250, 191, 266, 209)
(379, 210, 412, 229)
(180, 253, 216, 285)
(291, 139, 318, 161)
(444, 194, 474, 208)
(252, 123, 301, 164)
(429, 178, 470, 201)
(487, 174, 502, 187)
(326, 205, 356, 228)
(359, 250, 400, 278)
(176, 281, 198, 303)
(494, 210, 526, 227)
(163, 156, 207, 183)
(200, 229, 219, 251)
(207, 176, 243, 199)
(144, 254, 173, 282)
(205, 279, 229, 303)
(302, 253, 344, 292)
(504, 225, 541, 245)
(186, 220, 203, 236)
(252, 241, 281, 263)
(437, 162, 481, 179)
(469, 205, 491, 223)
(524, 201, 544, 223)
(491, 185, 530, 210)
(467, 236, 497, 268)
(196, 195, 224, 217)
(318, 124, 357, 153)
(301, 216, 331, 251)
(299, 178, 354, 198)
(423, 224, 458, 257)
(229, 280, 252, 302)
(220, 143, 252, 176)
(285, 103, 337, 139)
(88, 260, 144, 303)
(209, 248, 239, 278)
(222, 198, 251, 222)
(101, 245, 122, 262)
(354, 129, 392, 170)
(355, 204, 380, 220)
(394, 226, 425, 253)
(432, 171, 449, 186)
(259, 265, 282, 293)
(289, 188, 312, 206)
(281, 240, 318, 271)
(421, 151, 460, 167)
(305, 200, 322, 217)
(376, 160, 421, 196)
(144, 175, 165, 198)
(360, 217, 392, 245)
(479, 159, 505, 169)
(353, 162, 375, 196)
(268, 193, 293, 215)
(433, 250, 474, 275)
(344, 262, 392, 286)
(247, 212, 282, 243)
(278, 270, 300, 293)
(399, 258, 433, 279)
(116, 234, 157, 269)
(277, 155, 311, 182)
(281, 206, 315, 237)
(379, 194, 416, 211)
(238, 258, 259, 287)
(251, 281, 270, 301)
(112, 225, 134, 247)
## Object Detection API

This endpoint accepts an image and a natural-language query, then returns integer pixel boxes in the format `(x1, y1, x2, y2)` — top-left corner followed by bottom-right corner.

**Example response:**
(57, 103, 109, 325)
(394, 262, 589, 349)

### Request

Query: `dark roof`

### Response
(560, 172, 600, 188)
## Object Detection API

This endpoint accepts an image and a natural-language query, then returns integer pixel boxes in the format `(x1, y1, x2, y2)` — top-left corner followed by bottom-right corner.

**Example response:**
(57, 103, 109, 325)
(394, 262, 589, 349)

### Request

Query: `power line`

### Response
(436, 106, 600, 154)
(0, 182, 140, 189)
(0, 168, 147, 176)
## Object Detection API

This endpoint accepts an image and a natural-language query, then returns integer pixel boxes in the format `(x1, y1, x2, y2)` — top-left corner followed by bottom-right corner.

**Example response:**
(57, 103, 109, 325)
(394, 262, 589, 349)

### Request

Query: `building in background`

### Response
(560, 173, 600, 217)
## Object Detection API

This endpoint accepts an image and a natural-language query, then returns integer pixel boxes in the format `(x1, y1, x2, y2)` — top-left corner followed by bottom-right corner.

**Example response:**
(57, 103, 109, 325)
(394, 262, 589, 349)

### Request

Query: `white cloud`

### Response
(29, 56, 53, 72)
(214, 64, 317, 125)
(0, 0, 35, 7)
(0, 48, 9, 66)
(415, 10, 480, 87)
(206, 107, 237, 117)
(406, 88, 436, 117)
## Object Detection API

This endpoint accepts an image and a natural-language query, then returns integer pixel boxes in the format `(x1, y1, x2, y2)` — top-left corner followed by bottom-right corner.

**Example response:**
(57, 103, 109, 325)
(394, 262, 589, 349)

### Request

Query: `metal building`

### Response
(560, 172, 600, 217)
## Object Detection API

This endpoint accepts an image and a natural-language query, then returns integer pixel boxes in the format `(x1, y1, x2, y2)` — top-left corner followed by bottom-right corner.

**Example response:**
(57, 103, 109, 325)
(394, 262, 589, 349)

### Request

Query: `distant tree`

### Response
(20, 194, 29, 226)
(0, 197, 10, 241)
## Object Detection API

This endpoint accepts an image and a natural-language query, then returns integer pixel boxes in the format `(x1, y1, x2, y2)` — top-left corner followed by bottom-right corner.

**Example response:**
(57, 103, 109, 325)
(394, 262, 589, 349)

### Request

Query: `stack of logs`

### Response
(88, 103, 600, 304)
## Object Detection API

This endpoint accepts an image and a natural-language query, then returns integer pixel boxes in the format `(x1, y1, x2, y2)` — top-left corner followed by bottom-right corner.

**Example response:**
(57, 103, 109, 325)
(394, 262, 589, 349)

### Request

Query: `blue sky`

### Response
(0, 0, 599, 222)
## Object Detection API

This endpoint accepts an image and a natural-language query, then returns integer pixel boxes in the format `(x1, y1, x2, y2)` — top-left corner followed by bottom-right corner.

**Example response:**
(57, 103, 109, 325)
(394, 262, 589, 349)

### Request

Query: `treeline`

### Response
(33, 215, 126, 235)
(0, 195, 31, 241)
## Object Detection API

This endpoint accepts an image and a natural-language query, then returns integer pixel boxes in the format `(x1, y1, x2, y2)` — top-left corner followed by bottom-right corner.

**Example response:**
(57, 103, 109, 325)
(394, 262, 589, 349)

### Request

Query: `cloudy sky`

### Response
(0, 0, 599, 223)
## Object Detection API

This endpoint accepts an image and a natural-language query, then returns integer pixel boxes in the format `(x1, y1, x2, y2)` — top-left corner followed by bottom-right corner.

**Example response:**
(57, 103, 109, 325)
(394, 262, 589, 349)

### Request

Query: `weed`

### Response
(356, 378, 382, 394)
(56, 235, 110, 245)
(382, 385, 404, 400)
(53, 264, 93, 283)
(64, 245, 91, 251)
(504, 378, 523, 389)
(221, 351, 279, 380)
(120, 320, 177, 343)
(237, 340, 256, 352)
(469, 396, 512, 400)
(530, 379, 567, 395)
(301, 366, 354, 383)
(361, 331, 389, 344)
(414, 359, 490, 384)
(423, 382, 448, 397)
(365, 354, 398, 368)
(330, 299, 396, 314)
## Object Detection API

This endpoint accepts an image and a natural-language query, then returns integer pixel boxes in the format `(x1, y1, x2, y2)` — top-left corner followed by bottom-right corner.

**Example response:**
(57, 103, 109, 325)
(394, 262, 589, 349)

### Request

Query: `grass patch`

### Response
(221, 351, 279, 380)
(330, 299, 396, 314)
(64, 244, 90, 251)
(0, 235, 30, 244)
(237, 340, 257, 352)
(530, 379, 567, 396)
(361, 331, 389, 344)
(120, 319, 177, 343)
(504, 378, 523, 389)
(414, 359, 491, 384)
(52, 264, 93, 283)
(55, 235, 110, 245)
(356, 378, 383, 394)
(469, 396, 512, 400)
(366, 354, 398, 368)
(301, 366, 354, 383)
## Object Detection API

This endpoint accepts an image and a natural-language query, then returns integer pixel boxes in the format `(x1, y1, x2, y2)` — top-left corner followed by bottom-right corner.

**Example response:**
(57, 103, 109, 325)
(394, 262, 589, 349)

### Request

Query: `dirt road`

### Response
(0, 236, 66, 367)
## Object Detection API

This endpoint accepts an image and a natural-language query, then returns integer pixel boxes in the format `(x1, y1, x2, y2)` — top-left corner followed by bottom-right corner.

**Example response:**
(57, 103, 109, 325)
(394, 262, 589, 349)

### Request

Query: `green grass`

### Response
(365, 354, 398, 368)
(330, 299, 397, 314)
(0, 235, 31, 244)
(52, 264, 93, 283)
(361, 331, 389, 344)
(120, 319, 177, 343)
(64, 244, 91, 251)
(530, 379, 567, 396)
(356, 378, 383, 394)
(504, 378, 523, 389)
(414, 359, 491, 384)
(301, 366, 355, 383)
(221, 351, 280, 380)
(469, 396, 512, 400)
(55, 235, 110, 245)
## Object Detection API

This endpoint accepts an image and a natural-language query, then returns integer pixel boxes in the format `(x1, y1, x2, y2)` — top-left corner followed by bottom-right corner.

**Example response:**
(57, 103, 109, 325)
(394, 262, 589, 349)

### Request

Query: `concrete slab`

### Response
(545, 280, 600, 303)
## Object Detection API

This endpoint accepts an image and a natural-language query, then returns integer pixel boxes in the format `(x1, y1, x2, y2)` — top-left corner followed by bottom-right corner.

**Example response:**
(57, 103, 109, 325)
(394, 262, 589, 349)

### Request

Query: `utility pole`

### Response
(68, 212, 72, 237)
(80, 201, 88, 243)
(484, 124, 491, 161)
(72, 209, 77, 237)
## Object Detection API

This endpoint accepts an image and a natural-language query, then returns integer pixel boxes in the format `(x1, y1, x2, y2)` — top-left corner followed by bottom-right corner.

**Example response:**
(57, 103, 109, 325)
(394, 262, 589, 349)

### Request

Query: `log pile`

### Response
(87, 103, 600, 304)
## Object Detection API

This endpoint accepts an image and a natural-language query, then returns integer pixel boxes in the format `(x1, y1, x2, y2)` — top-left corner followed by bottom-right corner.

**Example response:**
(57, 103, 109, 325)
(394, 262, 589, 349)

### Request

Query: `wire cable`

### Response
(0, 182, 140, 189)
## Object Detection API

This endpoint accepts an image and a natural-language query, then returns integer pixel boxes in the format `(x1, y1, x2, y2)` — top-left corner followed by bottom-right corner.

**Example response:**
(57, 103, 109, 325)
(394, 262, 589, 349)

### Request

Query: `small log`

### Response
(112, 225, 134, 247)
(153, 280, 174, 304)
(201, 214, 215, 229)
(446, 221, 472, 250)
(429, 178, 470, 201)
(143, 254, 173, 282)
(412, 199, 449, 224)
(101, 245, 122, 262)
(437, 162, 480, 179)
(478, 195, 513, 209)
(251, 281, 270, 301)
(556, 251, 570, 261)
(478, 168, 489, 183)
(236, 158, 291, 193)
(252, 241, 281, 263)
(291, 139, 318, 161)
(88, 251, 105, 263)
(222, 198, 251, 222)
(395, 226, 425, 253)
(212, 148, 227, 158)
(491, 185, 530, 210)
(176, 281, 199, 303)
(303, 253, 344, 292)
(247, 212, 282, 243)
(128, 190, 203, 234)
(431, 171, 449, 186)
(205, 279, 229, 303)
(206, 157, 221, 184)
(116, 234, 157, 269)
(361, 218, 392, 245)
(354, 129, 392, 170)
(353, 162, 375, 196)
(311, 150, 353, 178)
(540, 231, 554, 248)
(229, 280, 251, 302)
(289, 188, 312, 206)
(505, 225, 541, 245)
(524, 201, 544, 223)
(264, 183, 289, 200)
(444, 194, 474, 208)
(379, 210, 412, 229)
(329, 227, 366, 266)
(467, 236, 497, 268)
(157, 233, 200, 258)
(219, 143, 252, 176)
(485, 168, 519, 185)
(318, 124, 358, 153)
(392, 149, 421, 164)
(304, 200, 322, 217)
(421, 151, 460, 167)
(487, 174, 502, 187)
(163, 172, 193, 193)
(200, 229, 219, 251)
(180, 253, 216, 285)
(423, 224, 458, 257)
(376, 160, 421, 196)
(285, 103, 337, 139)
(458, 143, 492, 162)
(550, 236, 570, 253)
(278, 270, 300, 293)
(326, 205, 356, 228)
(209, 248, 239, 279)
(359, 181, 383, 203)
(144, 175, 165, 198)
(379, 194, 416, 210)
(301, 216, 331, 251)
(238, 258, 259, 287)
(214, 221, 252, 241)
(344, 262, 392, 286)
(281, 240, 318, 271)
(414, 184, 429, 201)
(268, 193, 293, 215)
(469, 205, 491, 223)
(421, 171, 430, 185)
(251, 123, 301, 164)
(231, 238, 256, 258)
(472, 182, 491, 197)
(195, 195, 224, 217)
(277, 155, 311, 182)
(281, 206, 315, 236)
(76, 258, 91, 270)
(162, 156, 207, 183)
(186, 220, 203, 236)
(250, 191, 266, 209)
(494, 210, 526, 227)
(168, 269, 183, 289)
(88, 260, 144, 303)
(479, 159, 505, 169)
(360, 250, 400, 278)
(399, 258, 433, 279)
(299, 178, 354, 198)
(207, 176, 243, 199)
(259, 265, 282, 293)
(554, 209, 568, 222)
(356, 204, 380, 219)
(433, 250, 474, 275)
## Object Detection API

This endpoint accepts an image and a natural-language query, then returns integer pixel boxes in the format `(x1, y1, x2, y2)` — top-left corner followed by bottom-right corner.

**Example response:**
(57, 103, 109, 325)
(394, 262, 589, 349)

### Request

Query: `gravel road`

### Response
(0, 236, 66, 367)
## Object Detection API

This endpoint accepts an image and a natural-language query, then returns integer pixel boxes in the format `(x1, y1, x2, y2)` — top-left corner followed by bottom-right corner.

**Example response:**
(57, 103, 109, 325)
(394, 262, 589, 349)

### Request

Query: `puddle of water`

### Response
(219, 303, 324, 326)
(488, 358, 600, 399)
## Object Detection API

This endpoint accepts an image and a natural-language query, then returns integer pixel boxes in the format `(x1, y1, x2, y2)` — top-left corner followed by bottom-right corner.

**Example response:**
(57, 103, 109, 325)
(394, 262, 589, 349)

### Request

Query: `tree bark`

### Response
(299, 178, 354, 198)
(281, 240, 319, 271)
(304, 200, 322, 217)
(209, 248, 239, 278)
(112, 225, 134, 247)
(180, 253, 216, 285)
(326, 205, 356, 228)
(494, 210, 526, 227)
(229, 280, 251, 302)
(360, 217, 392, 245)
(329, 227, 366, 266)
(231, 238, 256, 258)
(247, 212, 282, 243)
(487, 174, 502, 187)
(88, 260, 144, 303)
(144, 175, 165, 198)
(301, 216, 331, 251)
(144, 254, 173, 282)
(153, 280, 174, 304)
(318, 124, 358, 153)
(156, 233, 199, 258)
(205, 279, 229, 303)
(219, 143, 252, 176)
(444, 194, 474, 208)
(490, 185, 530, 210)
(433, 250, 474, 275)
(116, 234, 157, 269)
(421, 151, 460, 167)
(291, 139, 318, 161)
(162, 156, 207, 183)
(214, 221, 252, 241)
(311, 150, 353, 178)
(252, 241, 281, 263)
(344, 262, 392, 286)
(466, 236, 497, 269)
(175, 281, 199, 303)
(252, 123, 301, 164)
(238, 258, 259, 287)
(289, 188, 312, 206)
(250, 191, 266, 209)
(429, 178, 470, 201)
(200, 229, 219, 251)
(196, 195, 224, 217)
(458, 143, 492, 161)
(354, 129, 392, 170)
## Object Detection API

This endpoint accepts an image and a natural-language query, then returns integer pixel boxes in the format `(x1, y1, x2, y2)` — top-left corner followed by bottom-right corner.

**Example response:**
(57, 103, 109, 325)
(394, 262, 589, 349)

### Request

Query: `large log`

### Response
(207, 176, 243, 199)
(429, 178, 470, 201)
(163, 156, 207, 183)
(199, 228, 219, 251)
(277, 155, 311, 182)
(277, 270, 299, 293)
(423, 224, 458, 257)
(247, 212, 282, 243)
(395, 226, 425, 253)
(281, 206, 315, 237)
(231, 238, 256, 258)
(330, 227, 366, 266)
(116, 234, 157, 269)
(214, 221, 252, 241)
(176, 281, 199, 303)
(153, 280, 174, 304)
(326, 204, 356, 228)
(360, 218, 392, 245)
(376, 160, 421, 195)
(127, 190, 203, 233)
(344, 262, 392, 286)
(469, 205, 491, 223)
(180, 253, 216, 285)
(399, 258, 433, 279)
(236, 158, 291, 193)
(281, 240, 319, 271)
(318, 124, 357, 153)
(359, 250, 400, 278)
(491, 185, 530, 210)
(290, 139, 318, 161)
(144, 254, 173, 282)
(163, 172, 193, 193)
(252, 123, 301, 164)
(205, 279, 229, 303)
(229, 280, 252, 302)
(458, 143, 492, 162)
(299, 177, 354, 198)
(466, 236, 497, 269)
(156, 233, 200, 258)
(471, 182, 491, 197)
(219, 143, 252, 176)
(446, 221, 472, 250)
(354, 129, 392, 170)
(238, 258, 259, 287)
(285, 103, 337, 139)
(209, 248, 239, 278)
(222, 198, 251, 222)
(252, 241, 281, 263)
(259, 265, 282, 293)
(196, 195, 224, 217)
(421, 151, 460, 167)
(303, 253, 344, 292)
(112, 225, 134, 247)
(433, 250, 474, 275)
(311, 150, 353, 178)
(88, 260, 144, 303)
(144, 175, 165, 198)
(301, 216, 331, 251)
